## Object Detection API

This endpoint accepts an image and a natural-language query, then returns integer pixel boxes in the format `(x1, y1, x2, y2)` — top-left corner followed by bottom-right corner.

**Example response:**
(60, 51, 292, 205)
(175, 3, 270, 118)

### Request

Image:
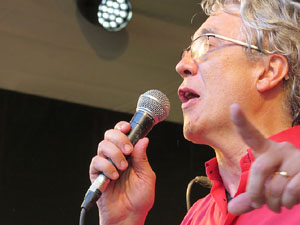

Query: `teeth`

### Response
(184, 92, 199, 100)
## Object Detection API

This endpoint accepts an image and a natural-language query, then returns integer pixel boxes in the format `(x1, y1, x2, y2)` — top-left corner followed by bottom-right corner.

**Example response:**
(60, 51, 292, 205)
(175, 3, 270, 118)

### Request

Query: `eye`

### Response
(207, 37, 217, 47)
(209, 36, 223, 47)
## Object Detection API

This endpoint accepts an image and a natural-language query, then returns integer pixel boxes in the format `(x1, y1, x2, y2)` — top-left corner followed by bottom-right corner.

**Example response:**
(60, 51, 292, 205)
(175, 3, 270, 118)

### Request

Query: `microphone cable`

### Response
(80, 187, 102, 225)
(79, 207, 87, 225)
(186, 176, 212, 211)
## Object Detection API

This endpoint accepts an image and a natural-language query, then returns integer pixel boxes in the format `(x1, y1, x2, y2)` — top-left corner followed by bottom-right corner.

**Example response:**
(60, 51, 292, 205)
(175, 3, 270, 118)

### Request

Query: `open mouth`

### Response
(178, 89, 200, 103)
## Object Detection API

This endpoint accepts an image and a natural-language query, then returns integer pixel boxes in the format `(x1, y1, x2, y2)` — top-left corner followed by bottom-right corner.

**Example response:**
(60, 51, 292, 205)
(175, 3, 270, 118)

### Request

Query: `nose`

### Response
(175, 54, 198, 78)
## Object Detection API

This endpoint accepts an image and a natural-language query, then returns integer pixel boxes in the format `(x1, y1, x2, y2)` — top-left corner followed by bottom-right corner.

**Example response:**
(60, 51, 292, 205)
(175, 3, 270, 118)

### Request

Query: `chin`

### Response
(183, 121, 203, 144)
(183, 117, 212, 145)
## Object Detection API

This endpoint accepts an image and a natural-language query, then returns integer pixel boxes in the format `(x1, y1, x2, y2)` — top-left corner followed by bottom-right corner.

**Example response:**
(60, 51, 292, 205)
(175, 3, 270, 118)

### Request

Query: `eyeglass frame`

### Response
(181, 33, 271, 61)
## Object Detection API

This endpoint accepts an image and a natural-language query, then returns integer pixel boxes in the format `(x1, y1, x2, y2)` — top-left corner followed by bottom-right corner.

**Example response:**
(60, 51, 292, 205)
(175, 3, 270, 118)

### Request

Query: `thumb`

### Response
(228, 193, 255, 215)
(131, 137, 151, 173)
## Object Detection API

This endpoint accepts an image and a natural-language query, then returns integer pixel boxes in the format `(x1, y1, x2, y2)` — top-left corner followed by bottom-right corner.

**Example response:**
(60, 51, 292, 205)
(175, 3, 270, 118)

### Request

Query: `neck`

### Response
(212, 134, 248, 197)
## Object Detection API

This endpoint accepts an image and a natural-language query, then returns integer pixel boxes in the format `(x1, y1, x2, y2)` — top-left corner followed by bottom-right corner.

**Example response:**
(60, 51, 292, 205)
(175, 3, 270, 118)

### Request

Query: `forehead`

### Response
(194, 10, 243, 39)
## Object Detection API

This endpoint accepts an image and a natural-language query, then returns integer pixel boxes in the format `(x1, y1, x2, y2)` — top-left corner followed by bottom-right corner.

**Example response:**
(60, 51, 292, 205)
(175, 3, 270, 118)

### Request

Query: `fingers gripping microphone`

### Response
(81, 90, 170, 212)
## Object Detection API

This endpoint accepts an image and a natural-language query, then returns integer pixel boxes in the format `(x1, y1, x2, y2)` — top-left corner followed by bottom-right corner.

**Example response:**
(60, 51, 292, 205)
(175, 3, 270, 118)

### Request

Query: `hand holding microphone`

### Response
(82, 90, 170, 225)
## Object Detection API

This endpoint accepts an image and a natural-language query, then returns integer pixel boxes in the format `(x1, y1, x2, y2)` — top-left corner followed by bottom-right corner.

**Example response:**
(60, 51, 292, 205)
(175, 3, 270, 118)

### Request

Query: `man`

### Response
(89, 0, 300, 224)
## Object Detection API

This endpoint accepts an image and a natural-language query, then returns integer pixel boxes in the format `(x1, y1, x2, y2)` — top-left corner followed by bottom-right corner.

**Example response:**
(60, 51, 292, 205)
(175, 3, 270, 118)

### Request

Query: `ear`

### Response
(256, 54, 289, 93)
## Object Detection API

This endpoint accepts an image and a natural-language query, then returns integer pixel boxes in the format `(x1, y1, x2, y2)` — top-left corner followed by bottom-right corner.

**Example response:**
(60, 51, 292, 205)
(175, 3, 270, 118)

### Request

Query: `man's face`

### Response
(176, 9, 261, 144)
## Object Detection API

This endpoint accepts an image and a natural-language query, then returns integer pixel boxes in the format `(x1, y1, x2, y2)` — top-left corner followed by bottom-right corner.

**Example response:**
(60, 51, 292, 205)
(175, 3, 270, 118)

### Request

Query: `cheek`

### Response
(201, 54, 255, 97)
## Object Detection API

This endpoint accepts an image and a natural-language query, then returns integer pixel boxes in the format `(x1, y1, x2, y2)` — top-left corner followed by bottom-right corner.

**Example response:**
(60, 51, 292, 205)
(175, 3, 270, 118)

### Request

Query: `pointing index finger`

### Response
(230, 104, 271, 157)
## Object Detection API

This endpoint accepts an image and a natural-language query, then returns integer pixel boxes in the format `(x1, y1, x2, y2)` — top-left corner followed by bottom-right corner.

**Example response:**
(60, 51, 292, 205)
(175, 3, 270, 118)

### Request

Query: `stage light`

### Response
(97, 0, 132, 32)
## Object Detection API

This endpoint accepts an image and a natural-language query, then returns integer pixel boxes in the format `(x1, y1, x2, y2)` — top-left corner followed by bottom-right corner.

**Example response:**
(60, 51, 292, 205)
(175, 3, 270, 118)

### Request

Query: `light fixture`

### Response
(97, 0, 132, 32)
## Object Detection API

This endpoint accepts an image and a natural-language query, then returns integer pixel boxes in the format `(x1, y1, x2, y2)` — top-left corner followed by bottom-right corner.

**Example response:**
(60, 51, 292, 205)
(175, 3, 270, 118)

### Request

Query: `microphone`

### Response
(81, 89, 170, 212)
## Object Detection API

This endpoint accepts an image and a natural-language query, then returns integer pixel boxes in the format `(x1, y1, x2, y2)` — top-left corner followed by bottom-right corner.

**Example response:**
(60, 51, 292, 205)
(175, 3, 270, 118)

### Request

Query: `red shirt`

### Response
(181, 126, 300, 225)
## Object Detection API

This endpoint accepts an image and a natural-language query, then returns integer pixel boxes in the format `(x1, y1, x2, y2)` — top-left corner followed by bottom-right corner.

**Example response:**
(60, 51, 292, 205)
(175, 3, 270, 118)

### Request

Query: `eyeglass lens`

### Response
(191, 36, 209, 60)
(181, 36, 210, 61)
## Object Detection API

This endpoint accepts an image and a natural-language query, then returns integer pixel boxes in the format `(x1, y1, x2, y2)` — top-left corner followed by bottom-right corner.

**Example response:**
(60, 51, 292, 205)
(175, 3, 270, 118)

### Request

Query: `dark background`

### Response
(0, 88, 214, 225)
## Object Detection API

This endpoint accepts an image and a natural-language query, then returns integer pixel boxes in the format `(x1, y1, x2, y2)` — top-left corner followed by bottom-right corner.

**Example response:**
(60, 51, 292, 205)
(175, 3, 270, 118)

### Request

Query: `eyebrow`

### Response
(192, 27, 218, 41)
(201, 27, 218, 35)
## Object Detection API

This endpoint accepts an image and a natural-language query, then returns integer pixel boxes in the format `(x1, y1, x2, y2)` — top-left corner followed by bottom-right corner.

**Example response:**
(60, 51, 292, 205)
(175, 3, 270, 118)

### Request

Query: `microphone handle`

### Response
(81, 110, 155, 211)
(128, 110, 156, 145)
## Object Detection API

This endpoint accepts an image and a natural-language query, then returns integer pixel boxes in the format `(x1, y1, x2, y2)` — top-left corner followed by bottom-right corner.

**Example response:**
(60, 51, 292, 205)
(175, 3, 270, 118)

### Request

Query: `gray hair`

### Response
(201, 0, 300, 126)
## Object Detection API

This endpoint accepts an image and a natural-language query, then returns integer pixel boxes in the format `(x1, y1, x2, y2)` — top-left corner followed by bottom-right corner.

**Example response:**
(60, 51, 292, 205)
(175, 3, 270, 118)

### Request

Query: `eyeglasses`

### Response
(181, 33, 270, 61)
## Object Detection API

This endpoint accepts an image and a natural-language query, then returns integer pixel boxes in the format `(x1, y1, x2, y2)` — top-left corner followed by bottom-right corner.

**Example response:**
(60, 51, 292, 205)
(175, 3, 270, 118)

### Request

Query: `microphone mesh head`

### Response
(137, 90, 170, 124)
